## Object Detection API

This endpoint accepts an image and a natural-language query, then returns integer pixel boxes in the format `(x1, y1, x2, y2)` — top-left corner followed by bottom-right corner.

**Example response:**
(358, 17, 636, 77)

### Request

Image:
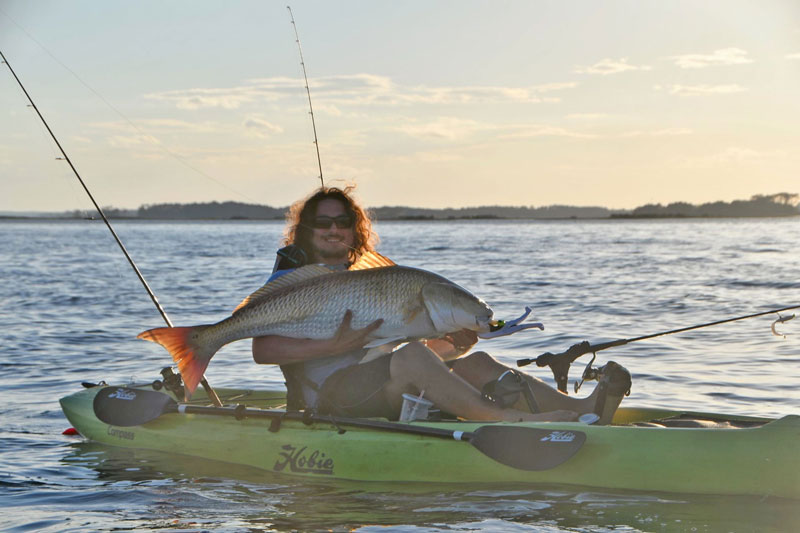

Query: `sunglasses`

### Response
(312, 215, 354, 229)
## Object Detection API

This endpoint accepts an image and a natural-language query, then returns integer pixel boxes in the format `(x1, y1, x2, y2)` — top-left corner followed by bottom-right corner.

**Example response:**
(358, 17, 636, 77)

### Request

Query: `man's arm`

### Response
(252, 310, 383, 365)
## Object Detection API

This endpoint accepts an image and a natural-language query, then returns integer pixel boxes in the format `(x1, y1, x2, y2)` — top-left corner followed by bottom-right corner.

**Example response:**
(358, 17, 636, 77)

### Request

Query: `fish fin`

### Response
(348, 251, 396, 271)
(363, 336, 406, 348)
(137, 326, 211, 398)
(233, 264, 333, 313)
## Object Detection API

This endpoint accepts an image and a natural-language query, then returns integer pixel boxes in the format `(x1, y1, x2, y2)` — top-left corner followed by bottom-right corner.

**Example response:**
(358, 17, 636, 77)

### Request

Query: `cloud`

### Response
(786, 52, 800, 60)
(574, 58, 652, 75)
(620, 128, 693, 137)
(146, 74, 577, 110)
(394, 117, 487, 140)
(392, 117, 596, 141)
(532, 82, 580, 93)
(707, 147, 784, 163)
(107, 134, 159, 148)
(669, 48, 753, 69)
(566, 113, 610, 121)
(313, 104, 343, 116)
(146, 88, 265, 110)
(657, 84, 748, 96)
(90, 119, 217, 133)
(502, 125, 597, 139)
(242, 116, 283, 138)
(684, 146, 787, 167)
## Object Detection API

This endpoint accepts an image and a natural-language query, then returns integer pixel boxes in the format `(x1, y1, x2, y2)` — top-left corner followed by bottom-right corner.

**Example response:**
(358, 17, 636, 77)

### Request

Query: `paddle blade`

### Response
(93, 387, 177, 427)
(470, 425, 585, 471)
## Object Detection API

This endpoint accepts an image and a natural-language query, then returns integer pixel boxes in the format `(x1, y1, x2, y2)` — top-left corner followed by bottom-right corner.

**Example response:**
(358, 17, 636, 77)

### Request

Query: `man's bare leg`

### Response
(382, 343, 578, 422)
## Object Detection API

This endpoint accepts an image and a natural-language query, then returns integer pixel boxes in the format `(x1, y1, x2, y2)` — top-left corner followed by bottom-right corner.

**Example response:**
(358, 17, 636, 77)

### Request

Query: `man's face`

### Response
(309, 198, 355, 264)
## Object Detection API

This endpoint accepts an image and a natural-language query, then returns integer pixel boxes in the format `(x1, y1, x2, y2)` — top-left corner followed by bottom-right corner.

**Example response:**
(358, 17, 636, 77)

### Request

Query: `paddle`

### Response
(93, 386, 585, 472)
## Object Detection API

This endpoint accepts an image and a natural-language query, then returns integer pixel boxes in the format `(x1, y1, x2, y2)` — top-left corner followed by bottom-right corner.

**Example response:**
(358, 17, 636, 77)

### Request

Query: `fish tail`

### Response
(137, 326, 213, 398)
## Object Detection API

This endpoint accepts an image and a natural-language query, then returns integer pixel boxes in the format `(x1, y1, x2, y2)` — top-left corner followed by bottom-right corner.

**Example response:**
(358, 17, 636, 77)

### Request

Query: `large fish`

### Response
(138, 252, 496, 396)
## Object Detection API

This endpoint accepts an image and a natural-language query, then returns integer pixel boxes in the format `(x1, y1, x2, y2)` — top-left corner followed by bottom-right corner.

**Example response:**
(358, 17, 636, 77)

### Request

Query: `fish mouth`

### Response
(475, 317, 494, 332)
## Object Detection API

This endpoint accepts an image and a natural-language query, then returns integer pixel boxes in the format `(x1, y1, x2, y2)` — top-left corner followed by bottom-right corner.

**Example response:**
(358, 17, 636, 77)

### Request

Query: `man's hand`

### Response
(425, 329, 478, 360)
(330, 310, 383, 354)
(442, 329, 478, 351)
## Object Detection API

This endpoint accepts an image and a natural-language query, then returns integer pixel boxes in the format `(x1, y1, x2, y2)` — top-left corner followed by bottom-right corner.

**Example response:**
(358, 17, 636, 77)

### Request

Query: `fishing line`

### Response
(287, 5, 325, 188)
(518, 303, 800, 393)
(0, 6, 257, 204)
(1, 49, 222, 406)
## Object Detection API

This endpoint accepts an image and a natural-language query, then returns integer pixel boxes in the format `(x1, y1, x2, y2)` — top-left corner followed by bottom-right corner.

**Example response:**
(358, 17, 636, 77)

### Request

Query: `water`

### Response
(1, 218, 799, 532)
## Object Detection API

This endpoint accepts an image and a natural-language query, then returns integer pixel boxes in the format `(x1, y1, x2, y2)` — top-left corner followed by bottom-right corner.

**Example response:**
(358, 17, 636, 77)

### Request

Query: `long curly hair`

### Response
(284, 186, 378, 263)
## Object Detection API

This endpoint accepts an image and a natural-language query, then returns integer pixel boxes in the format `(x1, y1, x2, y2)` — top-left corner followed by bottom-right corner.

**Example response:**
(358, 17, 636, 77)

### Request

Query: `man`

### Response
(253, 186, 630, 423)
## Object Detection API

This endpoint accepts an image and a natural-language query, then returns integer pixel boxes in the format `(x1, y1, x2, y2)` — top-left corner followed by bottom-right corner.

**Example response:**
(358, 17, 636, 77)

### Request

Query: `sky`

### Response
(1, 0, 799, 212)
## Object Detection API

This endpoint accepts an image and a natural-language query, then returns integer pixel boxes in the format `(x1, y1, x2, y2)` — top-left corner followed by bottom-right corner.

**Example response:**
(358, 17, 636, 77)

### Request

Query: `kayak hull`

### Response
(60, 384, 800, 499)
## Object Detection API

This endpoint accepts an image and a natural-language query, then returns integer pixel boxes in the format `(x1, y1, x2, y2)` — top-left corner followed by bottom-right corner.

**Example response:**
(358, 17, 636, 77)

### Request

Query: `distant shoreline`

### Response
(3, 193, 798, 221)
(4, 213, 799, 222)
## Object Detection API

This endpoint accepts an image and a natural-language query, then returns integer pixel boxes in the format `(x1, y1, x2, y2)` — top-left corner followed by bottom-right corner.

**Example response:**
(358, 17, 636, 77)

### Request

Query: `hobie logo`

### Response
(540, 431, 577, 443)
(107, 388, 137, 401)
(274, 444, 334, 475)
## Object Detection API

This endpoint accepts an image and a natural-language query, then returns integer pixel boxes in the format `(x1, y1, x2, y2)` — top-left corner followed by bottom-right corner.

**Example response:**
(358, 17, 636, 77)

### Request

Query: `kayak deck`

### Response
(60, 383, 800, 499)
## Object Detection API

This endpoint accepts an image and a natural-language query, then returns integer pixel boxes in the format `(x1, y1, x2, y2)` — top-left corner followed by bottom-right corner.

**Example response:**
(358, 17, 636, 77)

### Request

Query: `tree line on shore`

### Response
(44, 192, 800, 221)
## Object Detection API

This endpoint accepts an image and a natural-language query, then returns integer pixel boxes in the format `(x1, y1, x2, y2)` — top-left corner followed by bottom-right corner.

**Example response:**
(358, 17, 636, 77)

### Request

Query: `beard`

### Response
(313, 240, 350, 262)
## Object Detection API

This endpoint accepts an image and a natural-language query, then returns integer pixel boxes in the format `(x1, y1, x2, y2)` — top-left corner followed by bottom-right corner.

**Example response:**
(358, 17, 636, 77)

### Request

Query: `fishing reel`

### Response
(572, 352, 598, 394)
(151, 367, 185, 398)
(517, 339, 625, 394)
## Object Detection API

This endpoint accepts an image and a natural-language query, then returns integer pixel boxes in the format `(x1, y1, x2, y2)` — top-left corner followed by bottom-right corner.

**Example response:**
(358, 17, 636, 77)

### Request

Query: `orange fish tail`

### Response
(137, 326, 211, 398)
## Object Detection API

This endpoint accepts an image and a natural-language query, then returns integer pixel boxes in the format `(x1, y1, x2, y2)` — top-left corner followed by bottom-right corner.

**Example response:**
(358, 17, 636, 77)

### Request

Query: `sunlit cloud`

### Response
(146, 74, 577, 110)
(708, 147, 784, 163)
(574, 58, 652, 75)
(668, 48, 753, 68)
(619, 128, 693, 137)
(242, 116, 283, 138)
(502, 125, 598, 139)
(313, 104, 344, 116)
(107, 134, 159, 148)
(566, 113, 610, 121)
(145, 78, 297, 109)
(392, 117, 596, 141)
(532, 82, 580, 93)
(90, 119, 218, 133)
(414, 151, 463, 162)
(685, 146, 787, 167)
(656, 84, 748, 96)
(394, 117, 487, 140)
(786, 52, 800, 60)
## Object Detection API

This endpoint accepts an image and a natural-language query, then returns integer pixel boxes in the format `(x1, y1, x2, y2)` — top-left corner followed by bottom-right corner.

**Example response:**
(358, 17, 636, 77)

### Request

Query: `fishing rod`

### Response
(518, 304, 800, 394)
(287, 5, 325, 188)
(0, 49, 222, 406)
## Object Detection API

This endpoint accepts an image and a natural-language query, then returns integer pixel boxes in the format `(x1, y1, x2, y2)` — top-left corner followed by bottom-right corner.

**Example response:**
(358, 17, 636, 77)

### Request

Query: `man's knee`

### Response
(451, 350, 496, 372)
(391, 341, 439, 371)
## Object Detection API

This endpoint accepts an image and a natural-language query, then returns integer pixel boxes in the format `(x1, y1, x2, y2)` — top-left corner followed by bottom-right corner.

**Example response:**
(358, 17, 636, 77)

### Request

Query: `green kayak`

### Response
(60, 382, 800, 500)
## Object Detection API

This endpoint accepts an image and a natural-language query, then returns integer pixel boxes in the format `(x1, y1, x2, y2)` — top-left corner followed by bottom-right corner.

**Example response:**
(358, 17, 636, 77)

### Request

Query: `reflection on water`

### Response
(24, 441, 792, 533)
(1, 218, 799, 531)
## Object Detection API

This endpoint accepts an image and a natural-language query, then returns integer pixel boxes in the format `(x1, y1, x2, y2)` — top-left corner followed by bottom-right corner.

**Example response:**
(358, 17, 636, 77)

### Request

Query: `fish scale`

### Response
(138, 253, 494, 396)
